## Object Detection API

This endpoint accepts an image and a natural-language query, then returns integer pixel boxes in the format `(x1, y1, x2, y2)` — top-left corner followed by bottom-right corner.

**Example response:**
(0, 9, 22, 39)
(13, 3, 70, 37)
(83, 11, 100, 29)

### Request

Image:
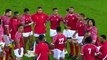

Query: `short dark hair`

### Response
(79, 13, 85, 18)
(69, 6, 74, 9)
(18, 24, 23, 28)
(100, 35, 106, 40)
(37, 6, 42, 9)
(14, 11, 19, 15)
(88, 19, 96, 26)
(66, 8, 69, 12)
(53, 8, 58, 11)
(5, 9, 11, 13)
(24, 8, 29, 12)
(38, 35, 44, 41)
(85, 36, 92, 43)
(56, 26, 61, 32)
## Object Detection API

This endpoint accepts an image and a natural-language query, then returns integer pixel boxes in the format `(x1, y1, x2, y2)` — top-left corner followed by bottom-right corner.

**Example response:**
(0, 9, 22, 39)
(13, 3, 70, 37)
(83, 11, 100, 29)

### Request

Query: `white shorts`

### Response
(53, 49, 65, 59)
(14, 47, 24, 57)
(50, 29, 57, 37)
(34, 34, 45, 37)
(77, 36, 84, 43)
(4, 35, 10, 45)
(63, 29, 78, 39)
(23, 31, 33, 37)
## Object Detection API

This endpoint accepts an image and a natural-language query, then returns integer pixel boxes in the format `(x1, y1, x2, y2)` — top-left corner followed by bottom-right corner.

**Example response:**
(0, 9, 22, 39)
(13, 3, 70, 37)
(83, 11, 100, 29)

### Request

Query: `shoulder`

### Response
(32, 13, 37, 17)
(15, 32, 21, 36)
(42, 13, 48, 17)
(82, 44, 87, 48)
(21, 14, 25, 18)
(58, 14, 62, 18)
(1, 16, 6, 19)
(90, 44, 97, 48)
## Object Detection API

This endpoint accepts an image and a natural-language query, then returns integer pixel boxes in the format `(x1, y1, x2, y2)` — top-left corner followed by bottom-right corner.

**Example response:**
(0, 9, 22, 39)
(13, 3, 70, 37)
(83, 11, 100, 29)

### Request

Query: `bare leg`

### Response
(23, 37, 28, 53)
(29, 35, 33, 50)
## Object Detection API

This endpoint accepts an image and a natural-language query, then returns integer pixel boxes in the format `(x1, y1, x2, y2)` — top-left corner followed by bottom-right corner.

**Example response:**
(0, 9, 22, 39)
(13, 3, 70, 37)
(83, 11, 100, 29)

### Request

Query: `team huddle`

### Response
(0, 6, 107, 60)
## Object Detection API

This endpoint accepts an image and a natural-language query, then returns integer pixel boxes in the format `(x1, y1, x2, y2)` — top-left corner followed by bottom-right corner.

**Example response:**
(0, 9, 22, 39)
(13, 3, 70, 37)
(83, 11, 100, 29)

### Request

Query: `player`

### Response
(73, 13, 85, 44)
(51, 26, 66, 60)
(63, 7, 79, 58)
(48, 8, 63, 38)
(63, 8, 71, 38)
(98, 35, 107, 60)
(10, 11, 20, 41)
(32, 7, 48, 38)
(14, 24, 24, 60)
(1, 9, 12, 37)
(21, 8, 33, 52)
(35, 35, 49, 60)
(81, 36, 99, 60)
(86, 19, 98, 44)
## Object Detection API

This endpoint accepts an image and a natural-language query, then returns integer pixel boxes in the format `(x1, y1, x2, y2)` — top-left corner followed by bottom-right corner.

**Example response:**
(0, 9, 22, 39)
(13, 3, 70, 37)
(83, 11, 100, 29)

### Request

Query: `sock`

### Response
(70, 42, 74, 56)
(75, 45, 79, 57)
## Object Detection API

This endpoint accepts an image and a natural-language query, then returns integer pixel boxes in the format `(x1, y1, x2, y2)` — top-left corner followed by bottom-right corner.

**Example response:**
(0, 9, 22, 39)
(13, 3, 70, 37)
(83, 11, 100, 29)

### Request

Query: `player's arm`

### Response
(5, 25, 9, 35)
(80, 46, 84, 60)
(50, 36, 57, 49)
(95, 46, 101, 56)
(35, 45, 40, 59)
(45, 14, 49, 23)
(15, 40, 20, 47)
(92, 27, 98, 44)
(73, 30, 77, 38)
(24, 21, 33, 27)
(62, 18, 71, 29)
(46, 15, 51, 23)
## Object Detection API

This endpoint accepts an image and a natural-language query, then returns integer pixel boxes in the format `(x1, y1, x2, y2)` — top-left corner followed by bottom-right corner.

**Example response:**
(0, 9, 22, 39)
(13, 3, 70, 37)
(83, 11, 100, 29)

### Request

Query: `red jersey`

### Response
(81, 44, 98, 60)
(76, 20, 85, 36)
(14, 31, 23, 49)
(98, 41, 107, 60)
(10, 17, 20, 40)
(64, 13, 78, 30)
(32, 13, 48, 34)
(35, 42, 49, 60)
(52, 33, 66, 51)
(21, 14, 32, 32)
(86, 26, 98, 41)
(1, 15, 10, 34)
(48, 14, 62, 29)
(0, 25, 4, 41)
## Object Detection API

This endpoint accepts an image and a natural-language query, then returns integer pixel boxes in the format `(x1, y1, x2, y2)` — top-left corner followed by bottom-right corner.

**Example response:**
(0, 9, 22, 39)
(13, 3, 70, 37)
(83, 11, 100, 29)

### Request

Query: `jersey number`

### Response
(88, 48, 92, 54)
(59, 38, 64, 44)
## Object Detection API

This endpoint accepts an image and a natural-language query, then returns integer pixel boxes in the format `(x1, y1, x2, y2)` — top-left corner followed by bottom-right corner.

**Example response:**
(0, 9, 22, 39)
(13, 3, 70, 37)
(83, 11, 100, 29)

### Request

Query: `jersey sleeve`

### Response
(31, 14, 35, 22)
(81, 46, 85, 55)
(47, 15, 51, 21)
(15, 33, 20, 41)
(95, 46, 99, 53)
(45, 14, 49, 23)
(92, 27, 98, 41)
(35, 45, 40, 55)
(52, 36, 57, 45)
(20, 16, 25, 24)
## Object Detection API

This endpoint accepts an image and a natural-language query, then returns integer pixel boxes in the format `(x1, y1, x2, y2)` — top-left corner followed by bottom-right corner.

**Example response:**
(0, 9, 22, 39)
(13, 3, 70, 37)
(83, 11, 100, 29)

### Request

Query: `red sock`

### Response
(75, 45, 79, 57)
(70, 42, 74, 56)
(5, 48, 12, 60)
